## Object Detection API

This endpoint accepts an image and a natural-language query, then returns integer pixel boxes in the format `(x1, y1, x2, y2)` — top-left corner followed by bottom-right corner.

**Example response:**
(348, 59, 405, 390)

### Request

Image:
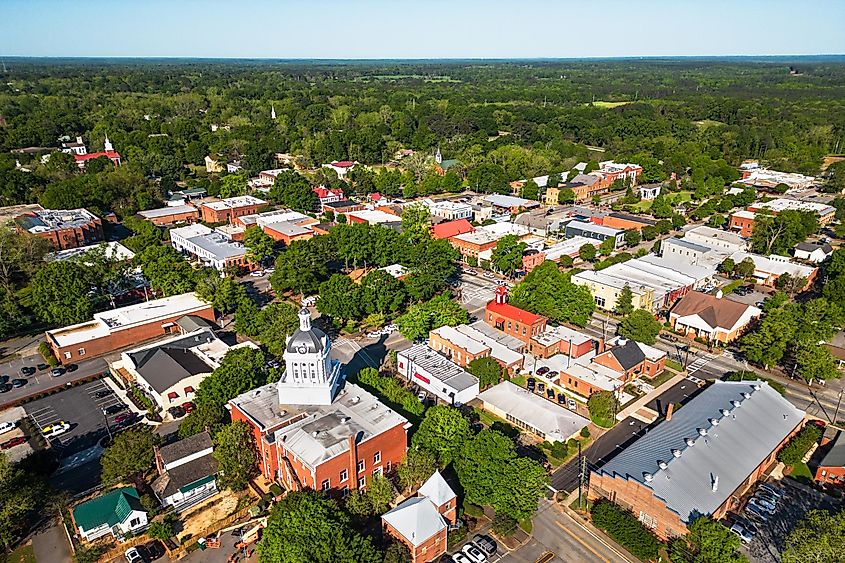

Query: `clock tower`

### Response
(277, 309, 342, 405)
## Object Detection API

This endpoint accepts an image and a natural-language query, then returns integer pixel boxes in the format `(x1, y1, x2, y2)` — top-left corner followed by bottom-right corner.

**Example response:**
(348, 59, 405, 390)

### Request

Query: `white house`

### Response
(639, 185, 661, 200)
(72, 487, 147, 542)
(152, 432, 219, 512)
(794, 241, 833, 264)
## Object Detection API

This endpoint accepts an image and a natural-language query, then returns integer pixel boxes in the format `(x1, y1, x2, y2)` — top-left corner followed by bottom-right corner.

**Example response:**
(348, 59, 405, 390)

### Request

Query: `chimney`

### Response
(596, 338, 606, 354)
(711, 474, 719, 492)
(665, 402, 674, 422)
(348, 435, 359, 491)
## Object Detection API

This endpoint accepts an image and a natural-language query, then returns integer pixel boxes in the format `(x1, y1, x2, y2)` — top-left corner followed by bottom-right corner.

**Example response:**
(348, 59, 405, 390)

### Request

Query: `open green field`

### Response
(589, 100, 633, 108)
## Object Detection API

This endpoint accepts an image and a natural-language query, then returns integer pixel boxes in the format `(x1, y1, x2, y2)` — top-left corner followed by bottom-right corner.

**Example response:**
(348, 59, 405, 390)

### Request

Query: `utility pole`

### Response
(833, 390, 843, 425)
(578, 443, 588, 510)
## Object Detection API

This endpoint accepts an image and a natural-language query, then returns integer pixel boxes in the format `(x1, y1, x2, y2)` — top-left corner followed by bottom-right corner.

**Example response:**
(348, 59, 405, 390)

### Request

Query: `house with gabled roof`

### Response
(152, 432, 219, 512)
(669, 291, 761, 344)
(382, 471, 456, 563)
(72, 487, 148, 542)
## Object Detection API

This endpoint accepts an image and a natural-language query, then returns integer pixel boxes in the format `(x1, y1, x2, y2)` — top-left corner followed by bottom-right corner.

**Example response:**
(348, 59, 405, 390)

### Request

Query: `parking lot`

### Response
(735, 479, 840, 562)
(24, 379, 132, 457)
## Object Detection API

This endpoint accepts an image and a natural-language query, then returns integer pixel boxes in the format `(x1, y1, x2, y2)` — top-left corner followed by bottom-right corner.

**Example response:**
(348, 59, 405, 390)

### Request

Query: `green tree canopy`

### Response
(213, 421, 258, 491)
(619, 309, 661, 344)
(467, 356, 504, 389)
(269, 170, 317, 212)
(782, 508, 845, 563)
(30, 260, 96, 325)
(491, 234, 527, 276)
(397, 293, 468, 341)
(508, 261, 595, 327)
(670, 516, 746, 563)
(615, 284, 634, 316)
(410, 405, 472, 466)
(244, 226, 277, 265)
(100, 426, 159, 483)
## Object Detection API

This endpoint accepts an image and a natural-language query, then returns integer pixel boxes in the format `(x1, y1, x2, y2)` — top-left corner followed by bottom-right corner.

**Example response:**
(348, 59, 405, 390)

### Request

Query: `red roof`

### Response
(432, 219, 474, 240)
(370, 192, 382, 201)
(331, 160, 355, 168)
(312, 187, 343, 199)
(486, 300, 543, 325)
(74, 151, 121, 162)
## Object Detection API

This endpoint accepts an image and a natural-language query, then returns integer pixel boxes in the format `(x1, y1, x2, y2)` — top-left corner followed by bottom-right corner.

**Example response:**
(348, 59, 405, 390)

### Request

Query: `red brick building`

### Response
(814, 430, 845, 488)
(198, 195, 267, 224)
(485, 286, 547, 344)
(588, 381, 804, 540)
(228, 310, 409, 493)
(382, 471, 457, 563)
(45, 293, 214, 364)
(15, 208, 104, 250)
(432, 219, 474, 240)
(728, 210, 756, 237)
(591, 338, 666, 382)
(138, 205, 200, 227)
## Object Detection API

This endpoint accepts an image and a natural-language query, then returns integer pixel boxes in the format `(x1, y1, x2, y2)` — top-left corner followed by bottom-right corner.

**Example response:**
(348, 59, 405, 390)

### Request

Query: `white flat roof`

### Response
(345, 209, 400, 224)
(47, 292, 210, 347)
(478, 381, 590, 441)
(49, 241, 135, 263)
(171, 224, 212, 238)
(454, 325, 524, 366)
(202, 195, 266, 211)
(543, 236, 598, 261)
(753, 198, 834, 215)
(431, 325, 490, 355)
(138, 205, 198, 219)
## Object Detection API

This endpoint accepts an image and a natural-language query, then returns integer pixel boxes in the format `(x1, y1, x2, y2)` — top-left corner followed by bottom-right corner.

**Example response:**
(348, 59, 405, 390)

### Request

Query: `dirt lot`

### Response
(179, 490, 244, 539)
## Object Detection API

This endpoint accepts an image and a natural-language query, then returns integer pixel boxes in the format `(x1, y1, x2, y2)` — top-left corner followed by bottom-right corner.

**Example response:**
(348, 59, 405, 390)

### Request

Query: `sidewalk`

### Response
(615, 372, 685, 421)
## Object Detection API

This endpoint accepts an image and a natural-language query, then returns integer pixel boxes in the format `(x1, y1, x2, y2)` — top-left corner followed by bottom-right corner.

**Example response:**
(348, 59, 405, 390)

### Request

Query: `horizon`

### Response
(4, 0, 845, 59)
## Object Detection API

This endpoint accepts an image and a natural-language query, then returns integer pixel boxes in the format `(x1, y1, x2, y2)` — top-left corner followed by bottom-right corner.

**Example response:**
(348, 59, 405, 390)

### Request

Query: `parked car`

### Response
(745, 503, 771, 522)
(557, 393, 566, 405)
(461, 543, 487, 563)
(36, 363, 49, 371)
(536, 366, 550, 376)
(19, 366, 36, 376)
(483, 272, 495, 279)
(103, 404, 127, 416)
(417, 391, 426, 401)
(65, 363, 78, 372)
(451, 554, 472, 563)
(747, 497, 774, 514)
(537, 382, 545, 393)
(0, 421, 16, 435)
(50, 367, 66, 377)
(125, 547, 146, 563)
(730, 521, 755, 544)
(758, 483, 785, 499)
(547, 371, 559, 378)
(11, 379, 26, 388)
(182, 402, 195, 413)
(42, 421, 71, 438)
(545, 388, 555, 399)
(659, 333, 678, 342)
(249, 270, 264, 277)
(0, 375, 8, 385)
(114, 413, 135, 425)
(168, 406, 186, 419)
(1, 436, 26, 450)
(527, 377, 536, 391)
(0, 384, 10, 393)
(472, 534, 497, 556)
(465, 269, 477, 276)
(567, 398, 577, 411)
(751, 494, 777, 511)
(93, 389, 113, 399)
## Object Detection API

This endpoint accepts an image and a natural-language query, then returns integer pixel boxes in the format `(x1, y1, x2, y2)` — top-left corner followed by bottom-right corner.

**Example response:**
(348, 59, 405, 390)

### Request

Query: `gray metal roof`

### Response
(663, 237, 713, 254)
(818, 431, 845, 469)
(187, 232, 246, 260)
(399, 344, 479, 392)
(597, 381, 804, 523)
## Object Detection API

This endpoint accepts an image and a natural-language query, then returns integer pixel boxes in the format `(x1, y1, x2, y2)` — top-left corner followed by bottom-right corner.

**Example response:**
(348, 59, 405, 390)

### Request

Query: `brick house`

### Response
(382, 471, 456, 563)
(591, 338, 666, 382)
(669, 291, 761, 344)
(588, 381, 804, 540)
(485, 286, 547, 344)
(229, 310, 409, 492)
(15, 208, 104, 250)
(728, 210, 756, 237)
(814, 430, 845, 488)
(45, 293, 214, 364)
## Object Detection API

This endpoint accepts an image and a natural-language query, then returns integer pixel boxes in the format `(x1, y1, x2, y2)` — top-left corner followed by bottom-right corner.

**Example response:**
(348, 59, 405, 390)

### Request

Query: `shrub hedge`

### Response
(356, 367, 424, 417)
(591, 500, 661, 560)
(778, 424, 822, 466)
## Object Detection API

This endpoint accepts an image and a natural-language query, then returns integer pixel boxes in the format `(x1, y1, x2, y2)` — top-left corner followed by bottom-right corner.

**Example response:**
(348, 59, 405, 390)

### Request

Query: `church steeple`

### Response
(104, 134, 113, 152)
(271, 105, 276, 120)
(435, 146, 442, 164)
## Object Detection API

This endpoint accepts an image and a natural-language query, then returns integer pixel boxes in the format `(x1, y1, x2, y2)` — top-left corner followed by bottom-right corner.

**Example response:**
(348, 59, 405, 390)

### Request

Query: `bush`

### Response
(147, 518, 175, 541)
(73, 546, 105, 563)
(591, 500, 661, 560)
(492, 513, 518, 537)
(778, 425, 822, 466)
(447, 528, 467, 549)
(38, 341, 59, 367)
(580, 426, 591, 439)
(549, 441, 568, 459)
(356, 367, 424, 417)
(587, 391, 616, 428)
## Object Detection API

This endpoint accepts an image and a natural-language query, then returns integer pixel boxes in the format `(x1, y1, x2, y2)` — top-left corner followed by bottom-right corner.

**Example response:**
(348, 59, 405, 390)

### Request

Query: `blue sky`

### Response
(3, 0, 844, 58)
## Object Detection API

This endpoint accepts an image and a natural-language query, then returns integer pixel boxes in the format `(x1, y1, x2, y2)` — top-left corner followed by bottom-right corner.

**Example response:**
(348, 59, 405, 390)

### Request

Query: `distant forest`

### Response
(1, 59, 844, 214)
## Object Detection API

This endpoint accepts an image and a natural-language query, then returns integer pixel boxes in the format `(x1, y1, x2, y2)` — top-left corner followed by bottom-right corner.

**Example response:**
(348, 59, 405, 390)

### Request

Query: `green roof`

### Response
(73, 487, 145, 532)
(439, 159, 458, 170)
(179, 474, 217, 495)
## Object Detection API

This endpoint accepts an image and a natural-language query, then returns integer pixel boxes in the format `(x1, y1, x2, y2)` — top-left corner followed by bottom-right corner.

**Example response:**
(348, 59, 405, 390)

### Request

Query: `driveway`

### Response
(31, 521, 72, 563)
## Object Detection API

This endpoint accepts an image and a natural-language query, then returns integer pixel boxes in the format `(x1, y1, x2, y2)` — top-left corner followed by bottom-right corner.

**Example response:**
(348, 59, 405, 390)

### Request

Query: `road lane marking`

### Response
(554, 520, 609, 563)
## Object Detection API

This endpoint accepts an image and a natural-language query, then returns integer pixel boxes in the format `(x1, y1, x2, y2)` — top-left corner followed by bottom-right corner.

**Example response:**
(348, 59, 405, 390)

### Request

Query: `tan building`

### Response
(669, 291, 761, 344)
(428, 325, 491, 367)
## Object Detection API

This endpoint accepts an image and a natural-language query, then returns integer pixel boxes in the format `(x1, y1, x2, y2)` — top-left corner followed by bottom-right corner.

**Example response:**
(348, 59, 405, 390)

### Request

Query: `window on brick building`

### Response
(64, 352, 72, 360)
(357, 460, 365, 473)
(78, 348, 86, 356)
(373, 451, 381, 464)
(357, 477, 365, 489)
(340, 469, 348, 482)
(321, 479, 330, 491)
(373, 467, 383, 477)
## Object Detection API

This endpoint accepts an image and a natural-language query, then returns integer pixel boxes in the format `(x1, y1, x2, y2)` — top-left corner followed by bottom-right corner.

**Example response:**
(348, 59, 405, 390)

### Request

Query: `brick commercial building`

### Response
(262, 221, 315, 245)
(431, 219, 474, 240)
(727, 210, 757, 237)
(198, 195, 267, 223)
(397, 344, 480, 405)
(138, 205, 200, 226)
(485, 286, 547, 344)
(15, 208, 104, 250)
(229, 310, 410, 492)
(591, 337, 666, 382)
(449, 230, 500, 262)
(45, 293, 214, 364)
(382, 471, 457, 563)
(588, 381, 804, 540)
(600, 212, 657, 232)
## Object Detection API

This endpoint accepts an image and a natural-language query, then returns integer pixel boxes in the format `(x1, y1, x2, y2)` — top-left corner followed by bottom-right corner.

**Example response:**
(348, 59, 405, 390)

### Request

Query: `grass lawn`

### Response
(649, 367, 679, 387)
(589, 100, 632, 109)
(1, 543, 36, 563)
(474, 407, 506, 428)
(519, 518, 533, 534)
(510, 374, 526, 387)
(787, 462, 814, 484)
(721, 279, 745, 294)
(631, 190, 692, 212)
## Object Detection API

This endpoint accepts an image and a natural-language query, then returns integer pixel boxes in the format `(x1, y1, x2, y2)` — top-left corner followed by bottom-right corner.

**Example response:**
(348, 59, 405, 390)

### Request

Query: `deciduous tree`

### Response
(213, 421, 258, 491)
(618, 309, 661, 345)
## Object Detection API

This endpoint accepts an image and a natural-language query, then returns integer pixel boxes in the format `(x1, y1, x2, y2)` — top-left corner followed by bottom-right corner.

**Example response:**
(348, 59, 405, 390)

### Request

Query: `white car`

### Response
(0, 421, 16, 435)
(42, 421, 71, 438)
(461, 543, 488, 563)
(451, 553, 472, 563)
(567, 398, 577, 411)
(125, 547, 144, 563)
(730, 522, 755, 544)
(249, 270, 264, 277)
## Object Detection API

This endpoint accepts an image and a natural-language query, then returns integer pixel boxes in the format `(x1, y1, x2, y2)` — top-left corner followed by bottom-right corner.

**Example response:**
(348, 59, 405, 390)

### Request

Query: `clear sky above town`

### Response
(3, 0, 844, 59)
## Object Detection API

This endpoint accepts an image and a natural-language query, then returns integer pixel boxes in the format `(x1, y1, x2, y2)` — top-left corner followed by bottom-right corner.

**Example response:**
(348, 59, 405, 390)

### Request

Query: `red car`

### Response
(1, 436, 26, 450)
(114, 413, 134, 425)
(181, 402, 195, 414)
